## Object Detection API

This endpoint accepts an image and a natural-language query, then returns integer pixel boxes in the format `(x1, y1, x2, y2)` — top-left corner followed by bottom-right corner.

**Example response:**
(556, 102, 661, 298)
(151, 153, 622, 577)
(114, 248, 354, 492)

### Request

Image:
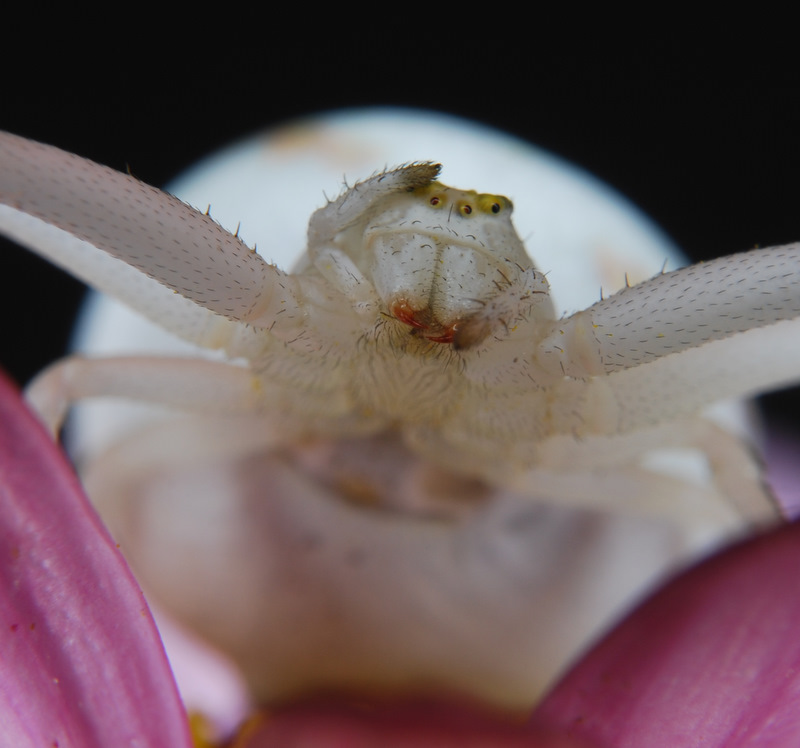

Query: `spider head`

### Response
(358, 183, 539, 347)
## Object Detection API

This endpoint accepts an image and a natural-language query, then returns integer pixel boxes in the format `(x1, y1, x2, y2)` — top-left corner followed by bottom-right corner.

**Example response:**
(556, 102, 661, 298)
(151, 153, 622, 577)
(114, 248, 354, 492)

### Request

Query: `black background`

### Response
(2, 35, 798, 425)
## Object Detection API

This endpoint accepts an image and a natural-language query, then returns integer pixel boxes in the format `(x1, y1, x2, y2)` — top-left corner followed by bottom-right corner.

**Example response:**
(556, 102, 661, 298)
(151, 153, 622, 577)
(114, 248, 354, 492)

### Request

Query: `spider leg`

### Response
(25, 355, 263, 436)
(511, 416, 779, 528)
(306, 163, 441, 247)
(453, 269, 558, 389)
(539, 315, 800, 438)
(0, 131, 318, 343)
(309, 246, 382, 332)
(681, 417, 781, 524)
(453, 267, 553, 350)
(536, 244, 800, 379)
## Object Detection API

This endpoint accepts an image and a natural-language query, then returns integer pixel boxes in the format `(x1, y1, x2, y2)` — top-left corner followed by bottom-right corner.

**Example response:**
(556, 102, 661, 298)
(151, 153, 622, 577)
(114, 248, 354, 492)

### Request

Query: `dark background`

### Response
(2, 38, 798, 424)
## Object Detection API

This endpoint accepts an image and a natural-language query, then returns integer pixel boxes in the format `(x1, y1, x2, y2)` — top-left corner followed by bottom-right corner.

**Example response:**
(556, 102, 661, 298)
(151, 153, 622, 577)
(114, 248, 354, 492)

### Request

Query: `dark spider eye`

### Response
(462, 204, 472, 215)
(477, 193, 509, 214)
(430, 196, 440, 206)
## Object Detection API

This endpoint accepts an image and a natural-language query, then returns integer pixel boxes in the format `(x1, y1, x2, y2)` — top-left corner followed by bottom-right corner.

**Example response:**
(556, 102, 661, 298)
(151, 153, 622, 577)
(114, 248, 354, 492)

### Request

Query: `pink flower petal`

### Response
(238, 699, 599, 747)
(536, 520, 800, 747)
(0, 371, 192, 747)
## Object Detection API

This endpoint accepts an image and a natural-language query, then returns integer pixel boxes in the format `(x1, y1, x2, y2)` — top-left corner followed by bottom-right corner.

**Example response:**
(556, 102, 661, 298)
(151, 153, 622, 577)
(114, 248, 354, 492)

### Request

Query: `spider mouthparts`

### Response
(390, 300, 484, 348)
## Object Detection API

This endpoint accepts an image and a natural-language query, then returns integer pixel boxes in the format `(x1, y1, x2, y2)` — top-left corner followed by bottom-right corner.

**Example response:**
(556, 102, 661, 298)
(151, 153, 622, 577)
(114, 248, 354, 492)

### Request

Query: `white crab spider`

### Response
(1, 121, 798, 709)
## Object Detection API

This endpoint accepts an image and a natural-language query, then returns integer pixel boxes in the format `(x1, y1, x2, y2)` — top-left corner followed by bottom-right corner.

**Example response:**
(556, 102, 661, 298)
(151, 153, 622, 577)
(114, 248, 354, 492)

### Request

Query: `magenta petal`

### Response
(0, 372, 192, 747)
(536, 520, 800, 747)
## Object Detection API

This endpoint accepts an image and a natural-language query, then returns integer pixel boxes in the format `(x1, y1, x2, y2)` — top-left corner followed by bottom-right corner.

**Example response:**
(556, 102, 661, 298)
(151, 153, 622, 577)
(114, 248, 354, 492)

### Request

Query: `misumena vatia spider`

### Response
(1, 116, 796, 707)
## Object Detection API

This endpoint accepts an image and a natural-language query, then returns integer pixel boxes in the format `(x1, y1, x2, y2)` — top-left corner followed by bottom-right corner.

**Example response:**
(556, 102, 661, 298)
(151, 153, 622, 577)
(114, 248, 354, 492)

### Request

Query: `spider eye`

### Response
(476, 193, 510, 214)
(459, 203, 473, 216)
(430, 196, 440, 206)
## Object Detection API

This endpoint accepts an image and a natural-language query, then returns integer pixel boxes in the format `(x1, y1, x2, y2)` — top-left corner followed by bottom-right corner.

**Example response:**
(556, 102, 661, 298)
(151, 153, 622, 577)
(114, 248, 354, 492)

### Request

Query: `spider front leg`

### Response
(531, 244, 800, 434)
(0, 131, 337, 350)
(537, 244, 800, 377)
